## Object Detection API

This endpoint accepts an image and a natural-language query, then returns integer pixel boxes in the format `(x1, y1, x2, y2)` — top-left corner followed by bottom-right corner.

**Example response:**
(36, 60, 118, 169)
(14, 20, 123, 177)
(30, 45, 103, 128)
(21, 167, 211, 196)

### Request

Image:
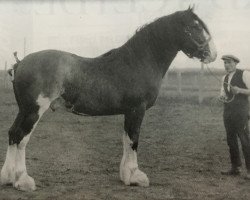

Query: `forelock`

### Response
(191, 12, 210, 34)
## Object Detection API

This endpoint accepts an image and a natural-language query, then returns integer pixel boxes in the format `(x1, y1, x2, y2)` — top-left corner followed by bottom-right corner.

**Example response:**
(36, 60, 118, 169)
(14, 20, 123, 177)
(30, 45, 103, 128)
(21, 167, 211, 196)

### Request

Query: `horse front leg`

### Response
(120, 103, 149, 187)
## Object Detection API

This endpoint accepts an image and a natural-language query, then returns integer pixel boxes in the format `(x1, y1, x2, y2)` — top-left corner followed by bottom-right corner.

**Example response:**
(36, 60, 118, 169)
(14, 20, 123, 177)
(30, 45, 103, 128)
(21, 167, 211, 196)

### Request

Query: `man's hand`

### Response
(231, 86, 241, 95)
(218, 95, 228, 102)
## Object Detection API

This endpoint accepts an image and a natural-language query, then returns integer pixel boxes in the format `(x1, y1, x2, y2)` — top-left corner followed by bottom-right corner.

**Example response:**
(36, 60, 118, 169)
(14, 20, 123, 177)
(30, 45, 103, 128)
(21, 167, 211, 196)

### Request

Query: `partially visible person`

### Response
(219, 54, 250, 179)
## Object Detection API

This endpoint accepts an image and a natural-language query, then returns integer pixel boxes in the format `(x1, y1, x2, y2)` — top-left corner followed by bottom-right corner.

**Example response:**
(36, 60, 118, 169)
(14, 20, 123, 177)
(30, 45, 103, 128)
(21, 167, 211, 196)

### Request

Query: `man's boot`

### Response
(221, 167, 241, 176)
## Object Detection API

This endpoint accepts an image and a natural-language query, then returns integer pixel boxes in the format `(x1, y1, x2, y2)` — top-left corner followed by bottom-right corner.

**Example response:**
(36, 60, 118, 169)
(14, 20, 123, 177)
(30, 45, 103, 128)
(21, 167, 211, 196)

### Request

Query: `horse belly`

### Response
(72, 98, 123, 116)
(61, 85, 124, 116)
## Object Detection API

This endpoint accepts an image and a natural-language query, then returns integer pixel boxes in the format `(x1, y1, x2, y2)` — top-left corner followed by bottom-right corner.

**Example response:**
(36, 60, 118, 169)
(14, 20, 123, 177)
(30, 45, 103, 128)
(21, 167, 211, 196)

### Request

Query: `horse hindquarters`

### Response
(0, 94, 50, 191)
(120, 103, 149, 187)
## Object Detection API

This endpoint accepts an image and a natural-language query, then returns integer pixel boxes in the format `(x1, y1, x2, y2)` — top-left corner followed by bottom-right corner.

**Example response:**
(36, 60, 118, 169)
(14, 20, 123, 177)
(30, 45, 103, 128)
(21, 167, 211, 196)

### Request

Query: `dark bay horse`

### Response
(1, 7, 216, 191)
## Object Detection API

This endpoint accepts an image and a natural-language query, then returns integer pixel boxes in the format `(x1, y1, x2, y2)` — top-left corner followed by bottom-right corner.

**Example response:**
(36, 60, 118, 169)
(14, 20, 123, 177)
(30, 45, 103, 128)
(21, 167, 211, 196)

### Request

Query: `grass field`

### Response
(1, 86, 250, 200)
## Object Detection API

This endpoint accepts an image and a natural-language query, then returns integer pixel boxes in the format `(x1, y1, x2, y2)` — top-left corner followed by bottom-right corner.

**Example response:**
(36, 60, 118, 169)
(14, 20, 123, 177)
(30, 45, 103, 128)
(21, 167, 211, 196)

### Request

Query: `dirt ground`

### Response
(0, 89, 250, 200)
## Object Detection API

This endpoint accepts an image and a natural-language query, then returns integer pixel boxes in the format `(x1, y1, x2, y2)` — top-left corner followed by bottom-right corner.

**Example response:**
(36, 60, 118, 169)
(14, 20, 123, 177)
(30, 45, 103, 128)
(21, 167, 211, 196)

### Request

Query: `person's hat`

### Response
(221, 55, 240, 63)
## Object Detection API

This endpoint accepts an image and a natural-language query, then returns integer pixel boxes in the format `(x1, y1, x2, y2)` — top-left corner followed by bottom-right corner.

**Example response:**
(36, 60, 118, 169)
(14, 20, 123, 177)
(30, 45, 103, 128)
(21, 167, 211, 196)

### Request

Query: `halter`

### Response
(184, 26, 211, 59)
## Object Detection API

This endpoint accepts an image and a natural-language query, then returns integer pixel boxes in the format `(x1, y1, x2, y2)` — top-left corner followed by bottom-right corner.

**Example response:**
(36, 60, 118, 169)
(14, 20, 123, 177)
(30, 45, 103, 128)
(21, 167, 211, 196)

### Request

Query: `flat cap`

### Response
(221, 54, 240, 63)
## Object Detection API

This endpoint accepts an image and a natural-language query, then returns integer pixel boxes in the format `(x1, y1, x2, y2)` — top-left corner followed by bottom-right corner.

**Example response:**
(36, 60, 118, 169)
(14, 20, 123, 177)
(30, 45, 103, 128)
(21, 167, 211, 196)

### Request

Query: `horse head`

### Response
(176, 6, 217, 63)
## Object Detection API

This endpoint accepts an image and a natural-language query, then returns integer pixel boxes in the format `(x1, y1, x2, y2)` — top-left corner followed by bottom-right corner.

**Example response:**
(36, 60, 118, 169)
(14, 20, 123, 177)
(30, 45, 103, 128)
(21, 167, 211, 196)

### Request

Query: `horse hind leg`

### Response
(120, 103, 149, 187)
(1, 94, 51, 191)
(0, 143, 17, 185)
(1, 111, 38, 191)
(0, 112, 23, 186)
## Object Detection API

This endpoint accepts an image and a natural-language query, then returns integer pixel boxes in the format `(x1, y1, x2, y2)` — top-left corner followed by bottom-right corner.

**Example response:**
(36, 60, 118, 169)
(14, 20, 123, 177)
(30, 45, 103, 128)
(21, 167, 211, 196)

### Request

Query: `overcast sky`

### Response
(1, 0, 250, 70)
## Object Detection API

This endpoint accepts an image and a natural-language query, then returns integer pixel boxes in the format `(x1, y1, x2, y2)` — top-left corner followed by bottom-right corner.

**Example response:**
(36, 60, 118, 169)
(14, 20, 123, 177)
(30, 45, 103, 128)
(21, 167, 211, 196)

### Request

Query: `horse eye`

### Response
(192, 24, 202, 31)
(194, 20, 199, 25)
(191, 20, 202, 29)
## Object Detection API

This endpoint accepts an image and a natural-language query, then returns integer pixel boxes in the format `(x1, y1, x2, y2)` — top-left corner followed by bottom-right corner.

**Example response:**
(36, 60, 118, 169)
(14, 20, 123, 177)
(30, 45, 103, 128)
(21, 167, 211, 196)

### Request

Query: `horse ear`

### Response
(187, 4, 195, 12)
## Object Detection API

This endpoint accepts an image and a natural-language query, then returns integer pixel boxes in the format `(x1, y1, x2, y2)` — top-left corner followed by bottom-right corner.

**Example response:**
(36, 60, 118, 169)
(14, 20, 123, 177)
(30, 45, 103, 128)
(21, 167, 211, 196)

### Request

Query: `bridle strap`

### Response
(184, 27, 211, 58)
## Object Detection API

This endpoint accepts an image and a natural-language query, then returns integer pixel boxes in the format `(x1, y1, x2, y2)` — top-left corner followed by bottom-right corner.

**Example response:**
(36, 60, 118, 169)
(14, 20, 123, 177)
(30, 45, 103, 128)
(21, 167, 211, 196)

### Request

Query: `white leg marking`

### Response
(1, 145, 17, 185)
(14, 133, 36, 191)
(36, 94, 51, 116)
(14, 94, 51, 191)
(120, 133, 149, 187)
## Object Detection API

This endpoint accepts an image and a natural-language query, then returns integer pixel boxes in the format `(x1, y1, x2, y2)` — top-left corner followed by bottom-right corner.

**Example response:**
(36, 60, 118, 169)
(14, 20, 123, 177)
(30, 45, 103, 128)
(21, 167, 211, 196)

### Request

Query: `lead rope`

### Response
(205, 63, 235, 103)
(204, 64, 235, 114)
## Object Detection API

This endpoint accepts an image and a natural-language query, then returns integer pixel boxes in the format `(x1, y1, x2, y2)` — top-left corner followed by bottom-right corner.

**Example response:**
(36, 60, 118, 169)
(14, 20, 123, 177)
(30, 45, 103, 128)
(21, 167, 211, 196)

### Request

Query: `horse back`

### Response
(13, 49, 161, 115)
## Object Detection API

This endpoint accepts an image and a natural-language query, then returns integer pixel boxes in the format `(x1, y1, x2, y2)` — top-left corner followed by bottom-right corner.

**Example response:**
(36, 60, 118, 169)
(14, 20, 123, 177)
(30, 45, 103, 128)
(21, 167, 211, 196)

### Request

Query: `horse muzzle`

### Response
(201, 39, 217, 63)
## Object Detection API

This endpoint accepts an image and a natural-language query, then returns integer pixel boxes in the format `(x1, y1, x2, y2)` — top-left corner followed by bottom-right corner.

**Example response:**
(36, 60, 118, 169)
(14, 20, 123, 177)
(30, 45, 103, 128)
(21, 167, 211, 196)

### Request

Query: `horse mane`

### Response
(99, 48, 118, 58)
(123, 12, 183, 63)
(96, 10, 187, 66)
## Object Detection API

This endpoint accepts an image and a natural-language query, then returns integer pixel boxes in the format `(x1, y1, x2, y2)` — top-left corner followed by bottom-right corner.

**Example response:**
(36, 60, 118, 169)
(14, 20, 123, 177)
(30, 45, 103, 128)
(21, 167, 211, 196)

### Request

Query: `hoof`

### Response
(14, 173, 36, 191)
(244, 173, 250, 180)
(0, 166, 15, 185)
(121, 167, 149, 187)
(130, 169, 149, 187)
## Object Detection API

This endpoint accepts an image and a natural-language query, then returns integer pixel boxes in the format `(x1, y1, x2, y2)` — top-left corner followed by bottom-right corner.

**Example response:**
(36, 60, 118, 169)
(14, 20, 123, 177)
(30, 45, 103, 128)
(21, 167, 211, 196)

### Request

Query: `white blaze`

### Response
(203, 28, 217, 63)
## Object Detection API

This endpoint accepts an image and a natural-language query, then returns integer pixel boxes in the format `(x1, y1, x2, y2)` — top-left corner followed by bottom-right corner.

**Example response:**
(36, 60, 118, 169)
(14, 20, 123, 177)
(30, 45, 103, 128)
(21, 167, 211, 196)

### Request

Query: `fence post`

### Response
(164, 72, 168, 87)
(24, 37, 26, 57)
(198, 62, 204, 104)
(4, 61, 7, 89)
(177, 71, 182, 95)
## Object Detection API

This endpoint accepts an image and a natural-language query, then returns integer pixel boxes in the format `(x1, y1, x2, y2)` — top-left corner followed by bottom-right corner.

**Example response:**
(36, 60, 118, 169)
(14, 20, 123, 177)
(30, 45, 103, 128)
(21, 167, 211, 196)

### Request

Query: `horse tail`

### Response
(13, 51, 20, 63)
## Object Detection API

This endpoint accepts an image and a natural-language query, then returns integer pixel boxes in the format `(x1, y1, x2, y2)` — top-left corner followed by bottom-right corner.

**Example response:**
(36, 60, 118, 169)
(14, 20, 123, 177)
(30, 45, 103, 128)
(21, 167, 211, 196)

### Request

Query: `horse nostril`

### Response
(203, 51, 209, 58)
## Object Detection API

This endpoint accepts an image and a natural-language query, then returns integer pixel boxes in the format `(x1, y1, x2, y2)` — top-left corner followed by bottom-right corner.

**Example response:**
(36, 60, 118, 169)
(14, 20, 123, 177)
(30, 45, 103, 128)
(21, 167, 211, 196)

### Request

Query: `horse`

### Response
(1, 7, 217, 191)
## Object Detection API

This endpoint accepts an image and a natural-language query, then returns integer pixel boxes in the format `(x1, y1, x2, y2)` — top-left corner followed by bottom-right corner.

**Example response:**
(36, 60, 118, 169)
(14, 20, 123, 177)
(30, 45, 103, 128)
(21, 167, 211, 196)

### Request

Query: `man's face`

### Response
(223, 59, 237, 73)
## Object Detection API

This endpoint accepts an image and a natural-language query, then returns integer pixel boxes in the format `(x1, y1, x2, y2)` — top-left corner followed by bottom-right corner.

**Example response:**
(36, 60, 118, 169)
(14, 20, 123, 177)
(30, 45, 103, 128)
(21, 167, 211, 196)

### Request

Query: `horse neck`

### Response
(122, 20, 179, 77)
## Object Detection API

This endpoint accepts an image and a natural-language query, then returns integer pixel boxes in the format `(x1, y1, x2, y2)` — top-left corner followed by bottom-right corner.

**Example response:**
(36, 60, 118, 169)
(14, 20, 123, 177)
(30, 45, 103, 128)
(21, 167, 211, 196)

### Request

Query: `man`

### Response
(219, 54, 250, 179)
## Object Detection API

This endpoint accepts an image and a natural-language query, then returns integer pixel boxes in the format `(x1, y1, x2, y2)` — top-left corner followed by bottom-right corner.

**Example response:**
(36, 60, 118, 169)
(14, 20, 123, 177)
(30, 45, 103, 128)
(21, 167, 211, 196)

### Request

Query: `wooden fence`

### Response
(0, 63, 225, 103)
(0, 62, 12, 90)
(160, 66, 225, 103)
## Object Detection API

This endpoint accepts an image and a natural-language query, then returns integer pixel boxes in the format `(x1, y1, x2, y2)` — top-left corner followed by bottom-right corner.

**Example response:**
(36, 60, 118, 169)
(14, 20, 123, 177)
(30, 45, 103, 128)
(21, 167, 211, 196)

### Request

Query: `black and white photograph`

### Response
(0, 0, 250, 199)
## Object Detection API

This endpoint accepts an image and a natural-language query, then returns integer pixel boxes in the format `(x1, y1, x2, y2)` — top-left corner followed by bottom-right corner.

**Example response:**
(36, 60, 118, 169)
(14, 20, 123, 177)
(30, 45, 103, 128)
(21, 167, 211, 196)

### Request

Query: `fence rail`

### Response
(0, 62, 12, 90)
(161, 67, 225, 103)
(0, 64, 225, 103)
